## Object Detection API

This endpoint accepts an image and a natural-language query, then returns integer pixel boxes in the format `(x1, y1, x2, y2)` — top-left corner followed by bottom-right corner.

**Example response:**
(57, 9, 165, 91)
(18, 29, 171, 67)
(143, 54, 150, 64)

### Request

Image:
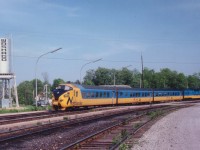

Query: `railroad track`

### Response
(0, 100, 198, 126)
(0, 111, 64, 125)
(60, 104, 191, 150)
(0, 104, 188, 150)
(0, 107, 116, 125)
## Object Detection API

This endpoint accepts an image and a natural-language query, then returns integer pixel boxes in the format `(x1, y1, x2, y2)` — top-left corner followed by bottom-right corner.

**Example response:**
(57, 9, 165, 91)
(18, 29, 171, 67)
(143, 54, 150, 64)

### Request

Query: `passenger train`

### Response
(52, 84, 200, 111)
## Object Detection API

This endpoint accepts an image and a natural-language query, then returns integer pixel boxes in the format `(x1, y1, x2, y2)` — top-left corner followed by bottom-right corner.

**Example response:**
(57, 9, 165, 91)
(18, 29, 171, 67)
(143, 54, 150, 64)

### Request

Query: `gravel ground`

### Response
(132, 103, 200, 150)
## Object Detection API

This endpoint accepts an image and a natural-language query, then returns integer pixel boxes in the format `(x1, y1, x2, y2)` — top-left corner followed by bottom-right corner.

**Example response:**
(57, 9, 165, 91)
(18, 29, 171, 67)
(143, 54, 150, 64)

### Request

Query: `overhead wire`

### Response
(12, 55, 200, 65)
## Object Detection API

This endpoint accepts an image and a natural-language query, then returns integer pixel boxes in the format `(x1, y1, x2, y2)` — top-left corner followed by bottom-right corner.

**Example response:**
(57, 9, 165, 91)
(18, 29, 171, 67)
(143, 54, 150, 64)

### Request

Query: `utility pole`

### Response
(141, 53, 144, 88)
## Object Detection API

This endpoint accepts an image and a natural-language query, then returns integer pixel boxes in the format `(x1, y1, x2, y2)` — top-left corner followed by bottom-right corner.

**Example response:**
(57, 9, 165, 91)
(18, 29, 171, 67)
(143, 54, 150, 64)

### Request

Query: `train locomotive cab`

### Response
(52, 84, 73, 111)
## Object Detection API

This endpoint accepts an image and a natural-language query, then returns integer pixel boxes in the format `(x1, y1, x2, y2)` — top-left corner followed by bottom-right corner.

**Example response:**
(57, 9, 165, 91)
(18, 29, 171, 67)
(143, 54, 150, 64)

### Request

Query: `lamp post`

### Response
(80, 58, 102, 84)
(35, 48, 62, 107)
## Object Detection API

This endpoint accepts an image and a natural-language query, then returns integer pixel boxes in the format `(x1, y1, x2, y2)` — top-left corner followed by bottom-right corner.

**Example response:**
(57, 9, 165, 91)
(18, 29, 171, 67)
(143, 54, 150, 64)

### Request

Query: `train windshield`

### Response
(56, 85, 72, 91)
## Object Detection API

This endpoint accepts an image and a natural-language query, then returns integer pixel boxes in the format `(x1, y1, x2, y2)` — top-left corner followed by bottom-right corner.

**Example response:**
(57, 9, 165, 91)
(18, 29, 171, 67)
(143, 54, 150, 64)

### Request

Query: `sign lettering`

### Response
(1, 39, 7, 61)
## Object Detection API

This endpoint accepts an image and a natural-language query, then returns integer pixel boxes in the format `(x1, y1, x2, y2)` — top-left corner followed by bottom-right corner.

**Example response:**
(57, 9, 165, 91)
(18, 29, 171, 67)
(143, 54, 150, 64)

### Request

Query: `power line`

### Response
(12, 55, 200, 65)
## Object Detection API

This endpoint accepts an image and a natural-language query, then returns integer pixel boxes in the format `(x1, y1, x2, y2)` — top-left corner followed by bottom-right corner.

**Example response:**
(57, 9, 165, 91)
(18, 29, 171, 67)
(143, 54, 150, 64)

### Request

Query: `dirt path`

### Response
(132, 104, 200, 150)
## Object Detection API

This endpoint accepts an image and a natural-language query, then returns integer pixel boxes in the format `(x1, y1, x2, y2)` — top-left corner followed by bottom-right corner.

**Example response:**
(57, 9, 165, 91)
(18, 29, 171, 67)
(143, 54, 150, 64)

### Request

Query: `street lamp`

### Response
(80, 58, 102, 84)
(35, 48, 62, 107)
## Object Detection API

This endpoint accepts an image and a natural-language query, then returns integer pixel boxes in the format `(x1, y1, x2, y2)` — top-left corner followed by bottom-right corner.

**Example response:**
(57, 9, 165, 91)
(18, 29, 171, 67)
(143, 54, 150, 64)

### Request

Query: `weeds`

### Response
(36, 122, 42, 126)
(147, 110, 163, 119)
(0, 105, 49, 114)
(133, 123, 142, 129)
(119, 143, 129, 150)
(112, 129, 129, 145)
(63, 116, 68, 120)
(121, 129, 128, 138)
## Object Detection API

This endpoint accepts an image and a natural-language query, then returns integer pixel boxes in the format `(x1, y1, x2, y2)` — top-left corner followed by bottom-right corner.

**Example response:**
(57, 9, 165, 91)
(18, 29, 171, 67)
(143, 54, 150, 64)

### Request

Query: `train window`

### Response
(96, 92, 99, 98)
(142, 93, 145, 97)
(125, 92, 128, 97)
(82, 92, 86, 98)
(107, 92, 110, 97)
(100, 92, 102, 97)
(136, 92, 140, 97)
(87, 92, 91, 98)
(155, 93, 158, 97)
(57, 85, 72, 91)
(91, 92, 95, 98)
(130, 93, 133, 97)
(145, 93, 148, 97)
(120, 92, 123, 97)
(76, 91, 78, 97)
(133, 93, 136, 97)
(103, 92, 106, 97)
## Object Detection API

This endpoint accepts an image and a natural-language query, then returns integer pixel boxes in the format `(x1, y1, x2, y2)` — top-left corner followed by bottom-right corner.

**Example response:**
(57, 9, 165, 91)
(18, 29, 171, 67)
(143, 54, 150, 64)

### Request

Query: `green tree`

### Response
(143, 68, 157, 88)
(132, 69, 141, 88)
(18, 81, 34, 105)
(119, 68, 134, 86)
(187, 73, 200, 89)
(94, 67, 113, 85)
(17, 79, 44, 105)
(52, 78, 65, 90)
(83, 69, 96, 85)
(31, 79, 43, 94)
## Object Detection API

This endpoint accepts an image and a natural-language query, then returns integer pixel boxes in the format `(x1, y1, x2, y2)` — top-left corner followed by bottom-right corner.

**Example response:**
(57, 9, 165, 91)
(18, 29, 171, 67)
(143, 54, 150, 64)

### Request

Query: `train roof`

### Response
(73, 84, 182, 91)
(74, 84, 132, 90)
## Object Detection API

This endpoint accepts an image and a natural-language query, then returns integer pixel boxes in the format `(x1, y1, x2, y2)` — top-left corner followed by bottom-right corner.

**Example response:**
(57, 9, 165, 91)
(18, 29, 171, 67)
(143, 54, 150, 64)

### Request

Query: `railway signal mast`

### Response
(0, 38, 19, 108)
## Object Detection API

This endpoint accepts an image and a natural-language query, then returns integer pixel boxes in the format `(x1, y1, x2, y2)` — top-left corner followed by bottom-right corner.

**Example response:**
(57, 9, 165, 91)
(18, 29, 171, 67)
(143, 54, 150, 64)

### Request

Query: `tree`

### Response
(18, 81, 34, 105)
(83, 69, 96, 85)
(187, 74, 200, 89)
(143, 68, 156, 88)
(119, 68, 134, 86)
(52, 78, 65, 90)
(132, 69, 141, 88)
(94, 67, 113, 85)
(31, 79, 43, 95)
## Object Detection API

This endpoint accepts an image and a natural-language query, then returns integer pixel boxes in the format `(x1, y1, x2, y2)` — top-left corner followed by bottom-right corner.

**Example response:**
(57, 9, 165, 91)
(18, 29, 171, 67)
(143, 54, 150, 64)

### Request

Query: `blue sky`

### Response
(0, 0, 200, 84)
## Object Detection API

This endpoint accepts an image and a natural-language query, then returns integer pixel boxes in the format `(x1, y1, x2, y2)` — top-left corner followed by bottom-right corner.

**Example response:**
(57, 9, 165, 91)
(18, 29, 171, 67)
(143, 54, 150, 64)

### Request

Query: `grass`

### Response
(0, 105, 51, 114)
(119, 143, 129, 150)
(112, 129, 129, 145)
(133, 123, 142, 129)
(63, 116, 68, 120)
(146, 110, 163, 119)
(36, 121, 42, 126)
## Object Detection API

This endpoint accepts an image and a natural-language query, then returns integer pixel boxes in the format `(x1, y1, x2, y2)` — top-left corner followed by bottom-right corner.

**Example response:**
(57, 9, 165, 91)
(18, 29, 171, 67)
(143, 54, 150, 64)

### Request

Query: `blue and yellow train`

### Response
(52, 84, 200, 111)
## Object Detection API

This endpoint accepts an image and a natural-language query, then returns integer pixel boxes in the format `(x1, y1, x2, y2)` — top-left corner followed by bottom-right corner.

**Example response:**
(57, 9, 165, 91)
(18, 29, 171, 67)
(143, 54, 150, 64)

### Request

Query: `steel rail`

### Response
(60, 105, 191, 150)
(0, 105, 168, 144)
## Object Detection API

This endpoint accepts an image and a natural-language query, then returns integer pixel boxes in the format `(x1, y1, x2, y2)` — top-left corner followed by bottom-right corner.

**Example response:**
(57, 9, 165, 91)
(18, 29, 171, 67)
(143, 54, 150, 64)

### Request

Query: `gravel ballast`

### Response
(132, 104, 200, 150)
